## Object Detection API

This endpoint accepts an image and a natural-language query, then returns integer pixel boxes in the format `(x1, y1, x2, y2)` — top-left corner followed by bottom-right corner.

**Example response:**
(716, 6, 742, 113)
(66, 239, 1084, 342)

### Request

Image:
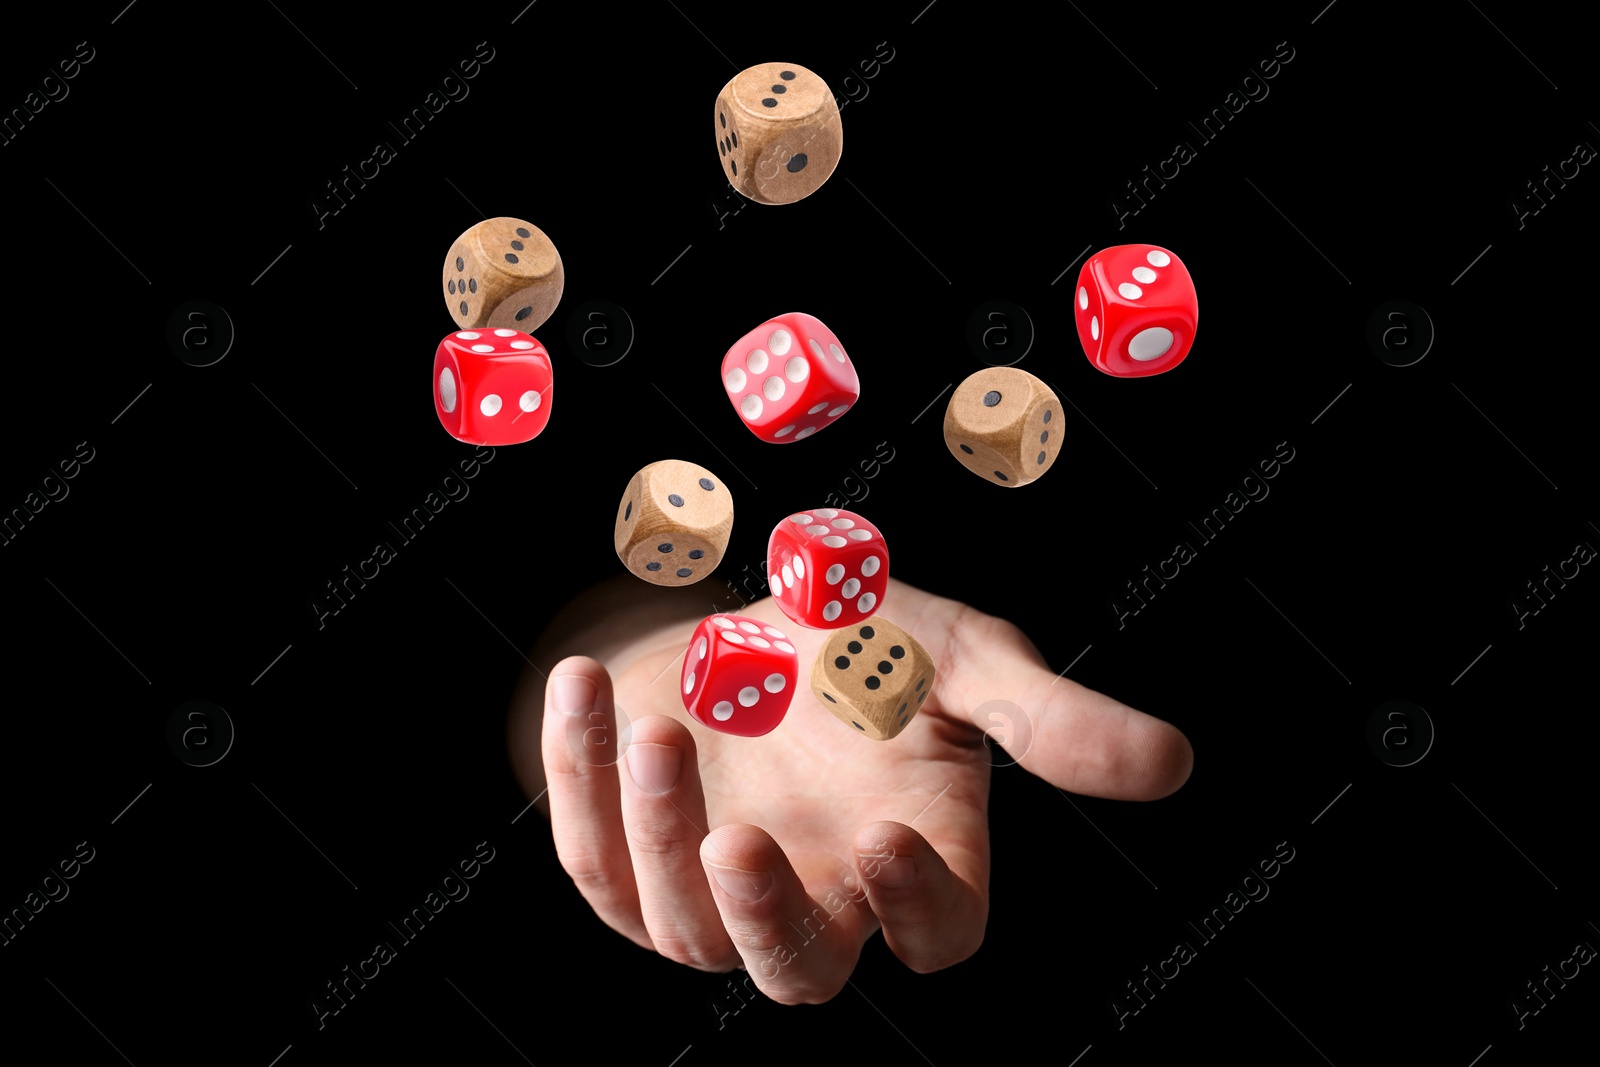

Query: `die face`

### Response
(443, 217, 565, 334)
(943, 367, 1060, 486)
(613, 460, 733, 586)
(810, 618, 933, 740)
(682, 614, 799, 736)
(716, 63, 842, 205)
(433, 329, 552, 445)
(769, 509, 888, 629)
(1074, 244, 1197, 377)
(722, 313, 859, 443)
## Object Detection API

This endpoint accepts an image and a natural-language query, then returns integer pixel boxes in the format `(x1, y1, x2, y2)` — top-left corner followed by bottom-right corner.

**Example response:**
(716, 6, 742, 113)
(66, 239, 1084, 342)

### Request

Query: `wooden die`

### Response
(810, 617, 933, 740)
(443, 217, 564, 333)
(943, 367, 1062, 487)
(715, 63, 842, 205)
(614, 460, 733, 586)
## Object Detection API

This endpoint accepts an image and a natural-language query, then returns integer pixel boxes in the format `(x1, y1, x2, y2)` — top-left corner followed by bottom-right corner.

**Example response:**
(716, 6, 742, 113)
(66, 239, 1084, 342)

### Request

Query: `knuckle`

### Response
(556, 844, 626, 896)
(955, 602, 1033, 658)
(625, 824, 692, 859)
(653, 934, 739, 972)
(556, 846, 606, 884)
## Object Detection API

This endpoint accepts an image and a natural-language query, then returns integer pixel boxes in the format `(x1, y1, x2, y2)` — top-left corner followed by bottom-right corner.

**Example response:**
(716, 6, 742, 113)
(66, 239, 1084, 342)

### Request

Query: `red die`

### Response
(681, 613, 800, 737)
(1074, 245, 1198, 378)
(721, 312, 859, 443)
(768, 508, 888, 629)
(433, 328, 553, 445)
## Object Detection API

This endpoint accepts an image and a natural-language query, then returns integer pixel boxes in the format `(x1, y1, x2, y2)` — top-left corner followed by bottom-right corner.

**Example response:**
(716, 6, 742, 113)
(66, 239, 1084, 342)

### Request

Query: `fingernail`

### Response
(860, 852, 915, 888)
(552, 675, 595, 717)
(626, 743, 682, 795)
(709, 865, 772, 903)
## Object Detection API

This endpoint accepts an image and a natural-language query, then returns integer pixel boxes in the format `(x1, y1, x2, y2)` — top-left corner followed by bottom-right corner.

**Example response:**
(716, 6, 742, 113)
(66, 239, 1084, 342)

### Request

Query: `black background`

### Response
(2, 1, 1596, 1063)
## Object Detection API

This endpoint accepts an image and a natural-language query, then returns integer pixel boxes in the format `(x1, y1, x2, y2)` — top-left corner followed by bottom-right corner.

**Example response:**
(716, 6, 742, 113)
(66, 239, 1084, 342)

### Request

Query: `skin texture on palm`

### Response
(507, 574, 1192, 1003)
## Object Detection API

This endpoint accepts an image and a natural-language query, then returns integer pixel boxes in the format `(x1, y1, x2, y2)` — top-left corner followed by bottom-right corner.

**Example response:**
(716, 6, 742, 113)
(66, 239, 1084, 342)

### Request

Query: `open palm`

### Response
(508, 575, 1192, 1003)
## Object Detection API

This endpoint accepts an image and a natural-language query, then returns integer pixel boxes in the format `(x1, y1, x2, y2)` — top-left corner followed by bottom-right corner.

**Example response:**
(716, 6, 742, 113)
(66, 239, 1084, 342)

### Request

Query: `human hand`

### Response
(507, 575, 1192, 1003)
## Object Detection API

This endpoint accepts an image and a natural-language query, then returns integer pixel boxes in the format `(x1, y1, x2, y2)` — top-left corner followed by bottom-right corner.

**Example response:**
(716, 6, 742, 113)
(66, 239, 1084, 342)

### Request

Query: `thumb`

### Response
(939, 612, 1193, 800)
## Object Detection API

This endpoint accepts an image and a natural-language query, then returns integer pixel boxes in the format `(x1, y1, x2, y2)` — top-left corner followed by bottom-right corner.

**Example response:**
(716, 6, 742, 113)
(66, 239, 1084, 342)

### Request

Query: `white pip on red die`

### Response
(681, 614, 800, 737)
(1074, 244, 1198, 378)
(433, 328, 553, 445)
(722, 312, 858, 443)
(768, 508, 887, 629)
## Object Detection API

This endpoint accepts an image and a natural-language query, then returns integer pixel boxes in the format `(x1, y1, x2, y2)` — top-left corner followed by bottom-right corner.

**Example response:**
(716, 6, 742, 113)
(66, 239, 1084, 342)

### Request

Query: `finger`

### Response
(539, 656, 647, 947)
(619, 716, 739, 971)
(943, 612, 1194, 799)
(854, 822, 988, 973)
(699, 825, 873, 1004)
